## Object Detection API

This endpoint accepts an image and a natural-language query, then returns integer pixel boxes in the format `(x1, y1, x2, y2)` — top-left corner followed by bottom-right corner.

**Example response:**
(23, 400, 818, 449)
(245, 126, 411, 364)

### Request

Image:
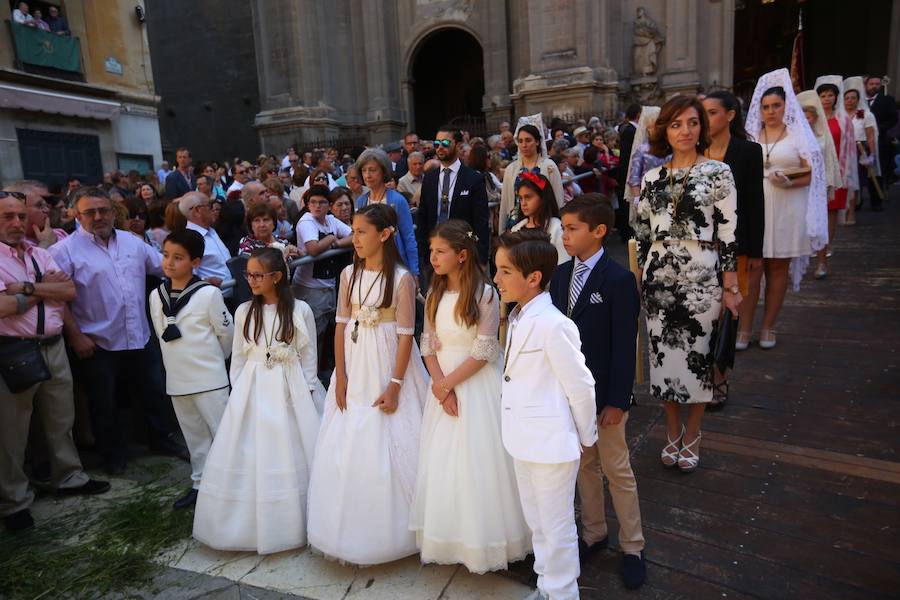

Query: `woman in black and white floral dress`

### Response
(635, 96, 741, 472)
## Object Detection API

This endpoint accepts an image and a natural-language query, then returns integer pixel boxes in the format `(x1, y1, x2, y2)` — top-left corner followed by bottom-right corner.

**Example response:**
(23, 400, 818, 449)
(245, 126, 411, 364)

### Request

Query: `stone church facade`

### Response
(251, 0, 736, 151)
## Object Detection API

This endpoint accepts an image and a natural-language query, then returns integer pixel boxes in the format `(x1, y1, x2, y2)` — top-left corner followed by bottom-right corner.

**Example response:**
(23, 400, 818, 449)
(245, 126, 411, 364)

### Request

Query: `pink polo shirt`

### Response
(0, 242, 65, 337)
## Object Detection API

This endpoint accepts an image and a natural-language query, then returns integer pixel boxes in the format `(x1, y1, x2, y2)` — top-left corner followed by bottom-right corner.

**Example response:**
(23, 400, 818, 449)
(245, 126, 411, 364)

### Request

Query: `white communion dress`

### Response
(306, 266, 429, 565)
(193, 301, 324, 554)
(409, 285, 532, 573)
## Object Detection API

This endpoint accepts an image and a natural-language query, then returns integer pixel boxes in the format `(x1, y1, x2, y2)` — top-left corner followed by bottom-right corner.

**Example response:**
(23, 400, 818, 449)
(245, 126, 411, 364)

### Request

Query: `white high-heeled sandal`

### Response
(661, 426, 684, 467)
(678, 432, 702, 473)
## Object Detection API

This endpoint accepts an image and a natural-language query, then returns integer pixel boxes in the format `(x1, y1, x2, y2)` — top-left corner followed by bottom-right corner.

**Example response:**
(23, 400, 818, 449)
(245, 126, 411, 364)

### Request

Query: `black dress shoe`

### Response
(578, 536, 608, 562)
(172, 488, 198, 510)
(3, 509, 35, 532)
(56, 479, 111, 497)
(622, 551, 647, 589)
(150, 436, 190, 462)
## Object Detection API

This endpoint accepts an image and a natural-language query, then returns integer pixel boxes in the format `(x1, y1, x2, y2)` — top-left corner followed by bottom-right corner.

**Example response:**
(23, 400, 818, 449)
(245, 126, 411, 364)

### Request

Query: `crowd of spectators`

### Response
(0, 108, 675, 533)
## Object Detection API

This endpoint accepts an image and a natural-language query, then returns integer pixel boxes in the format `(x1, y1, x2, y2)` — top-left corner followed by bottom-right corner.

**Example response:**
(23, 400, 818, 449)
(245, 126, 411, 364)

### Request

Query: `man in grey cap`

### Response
(385, 142, 403, 181)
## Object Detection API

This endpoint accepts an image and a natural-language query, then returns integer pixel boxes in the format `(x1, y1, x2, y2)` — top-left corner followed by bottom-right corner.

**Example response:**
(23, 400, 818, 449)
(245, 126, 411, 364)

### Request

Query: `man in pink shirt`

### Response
(5, 181, 67, 249)
(0, 191, 109, 533)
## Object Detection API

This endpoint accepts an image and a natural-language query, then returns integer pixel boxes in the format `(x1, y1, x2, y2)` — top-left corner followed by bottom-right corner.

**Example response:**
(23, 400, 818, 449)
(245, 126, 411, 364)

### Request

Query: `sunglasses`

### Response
(436, 139, 453, 148)
(0, 191, 26, 200)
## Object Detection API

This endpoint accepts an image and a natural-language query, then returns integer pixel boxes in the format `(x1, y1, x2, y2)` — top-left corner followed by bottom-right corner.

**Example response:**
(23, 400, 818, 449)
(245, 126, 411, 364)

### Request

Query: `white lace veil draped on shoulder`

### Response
(624, 105, 662, 204)
(745, 68, 829, 290)
(796, 90, 842, 191)
(814, 75, 860, 192)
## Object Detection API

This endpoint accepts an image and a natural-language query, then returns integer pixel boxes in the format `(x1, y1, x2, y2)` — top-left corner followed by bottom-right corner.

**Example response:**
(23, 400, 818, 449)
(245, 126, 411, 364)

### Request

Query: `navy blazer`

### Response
(164, 170, 196, 201)
(416, 164, 490, 263)
(549, 251, 640, 413)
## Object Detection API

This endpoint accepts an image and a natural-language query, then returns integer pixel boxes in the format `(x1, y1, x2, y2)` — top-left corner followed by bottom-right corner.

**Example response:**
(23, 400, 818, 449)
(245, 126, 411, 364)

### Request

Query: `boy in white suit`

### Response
(494, 229, 598, 600)
(150, 229, 234, 510)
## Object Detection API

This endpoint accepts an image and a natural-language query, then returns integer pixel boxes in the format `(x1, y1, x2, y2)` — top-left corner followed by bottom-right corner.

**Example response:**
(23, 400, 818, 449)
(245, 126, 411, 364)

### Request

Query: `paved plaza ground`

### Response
(2, 188, 898, 600)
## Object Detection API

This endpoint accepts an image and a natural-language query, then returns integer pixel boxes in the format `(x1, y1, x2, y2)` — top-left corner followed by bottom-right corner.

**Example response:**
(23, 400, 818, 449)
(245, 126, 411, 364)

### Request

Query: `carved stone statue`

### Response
(632, 7, 665, 77)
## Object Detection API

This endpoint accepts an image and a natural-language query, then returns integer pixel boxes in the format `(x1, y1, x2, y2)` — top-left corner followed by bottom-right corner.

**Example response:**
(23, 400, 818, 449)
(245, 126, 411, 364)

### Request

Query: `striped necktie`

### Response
(568, 262, 589, 314)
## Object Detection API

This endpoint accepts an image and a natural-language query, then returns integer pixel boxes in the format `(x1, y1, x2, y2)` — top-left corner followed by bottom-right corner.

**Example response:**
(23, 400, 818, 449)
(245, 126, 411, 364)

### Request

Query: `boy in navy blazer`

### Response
(549, 194, 646, 590)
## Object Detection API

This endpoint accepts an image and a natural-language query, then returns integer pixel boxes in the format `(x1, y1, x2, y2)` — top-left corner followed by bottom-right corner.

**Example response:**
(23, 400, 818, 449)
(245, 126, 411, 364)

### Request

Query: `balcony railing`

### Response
(7, 20, 84, 82)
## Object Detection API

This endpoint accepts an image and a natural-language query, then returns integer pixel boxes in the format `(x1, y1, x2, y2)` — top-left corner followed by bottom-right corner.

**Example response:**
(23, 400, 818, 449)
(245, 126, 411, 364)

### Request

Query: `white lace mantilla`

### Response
(745, 68, 829, 290)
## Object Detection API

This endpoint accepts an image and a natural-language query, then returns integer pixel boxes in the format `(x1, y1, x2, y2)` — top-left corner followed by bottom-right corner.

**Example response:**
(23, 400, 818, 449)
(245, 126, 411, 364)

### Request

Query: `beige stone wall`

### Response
(252, 0, 738, 146)
(75, 1, 156, 97)
(1, 1, 156, 101)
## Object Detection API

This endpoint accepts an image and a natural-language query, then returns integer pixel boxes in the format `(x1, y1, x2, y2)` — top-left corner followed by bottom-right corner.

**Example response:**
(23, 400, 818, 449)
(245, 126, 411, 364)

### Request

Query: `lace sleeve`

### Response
(395, 271, 416, 336)
(335, 266, 352, 324)
(471, 285, 500, 362)
(420, 293, 437, 356)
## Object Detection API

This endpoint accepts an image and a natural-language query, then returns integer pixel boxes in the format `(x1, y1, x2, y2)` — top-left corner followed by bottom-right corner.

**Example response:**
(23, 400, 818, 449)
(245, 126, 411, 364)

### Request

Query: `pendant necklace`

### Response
(262, 308, 279, 369)
(351, 270, 384, 343)
(762, 125, 787, 170)
(668, 160, 696, 216)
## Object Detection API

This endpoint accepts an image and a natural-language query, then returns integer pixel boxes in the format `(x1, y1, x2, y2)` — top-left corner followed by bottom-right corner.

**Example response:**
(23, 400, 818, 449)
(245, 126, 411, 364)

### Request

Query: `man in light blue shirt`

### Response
(51, 187, 185, 474)
(181, 192, 233, 299)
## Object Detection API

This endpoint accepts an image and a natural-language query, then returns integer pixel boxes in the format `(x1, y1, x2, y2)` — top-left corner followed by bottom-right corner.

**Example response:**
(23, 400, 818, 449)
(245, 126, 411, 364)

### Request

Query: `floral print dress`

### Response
(635, 159, 738, 404)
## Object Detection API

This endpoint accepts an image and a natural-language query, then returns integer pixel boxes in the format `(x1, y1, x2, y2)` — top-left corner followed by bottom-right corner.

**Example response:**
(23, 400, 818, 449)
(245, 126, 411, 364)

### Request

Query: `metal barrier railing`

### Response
(220, 173, 599, 290)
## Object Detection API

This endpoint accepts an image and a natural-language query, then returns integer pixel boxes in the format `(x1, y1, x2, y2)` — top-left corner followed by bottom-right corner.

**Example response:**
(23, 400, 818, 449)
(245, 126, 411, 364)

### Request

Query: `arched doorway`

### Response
(411, 29, 484, 139)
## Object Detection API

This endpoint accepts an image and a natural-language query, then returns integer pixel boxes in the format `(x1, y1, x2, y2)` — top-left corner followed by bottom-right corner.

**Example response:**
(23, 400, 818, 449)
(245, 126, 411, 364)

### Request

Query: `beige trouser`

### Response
(577, 412, 645, 553)
(0, 338, 89, 517)
(171, 388, 229, 489)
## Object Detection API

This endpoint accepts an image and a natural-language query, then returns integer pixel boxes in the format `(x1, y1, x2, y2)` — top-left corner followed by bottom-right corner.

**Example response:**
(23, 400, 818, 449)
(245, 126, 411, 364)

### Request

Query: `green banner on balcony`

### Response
(11, 22, 81, 73)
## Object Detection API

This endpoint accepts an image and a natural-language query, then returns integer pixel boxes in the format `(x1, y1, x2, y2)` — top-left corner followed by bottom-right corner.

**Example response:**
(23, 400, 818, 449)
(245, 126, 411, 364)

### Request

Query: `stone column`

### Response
(511, 0, 616, 118)
(252, 0, 342, 152)
(660, 0, 701, 96)
(888, 4, 900, 98)
(362, 0, 404, 143)
(481, 1, 513, 125)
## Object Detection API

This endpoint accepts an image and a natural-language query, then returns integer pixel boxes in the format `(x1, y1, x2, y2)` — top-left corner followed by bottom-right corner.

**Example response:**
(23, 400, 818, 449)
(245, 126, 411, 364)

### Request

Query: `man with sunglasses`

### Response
(416, 126, 490, 267)
(0, 191, 110, 532)
(304, 152, 338, 190)
(227, 161, 252, 195)
(164, 147, 196, 201)
(50, 187, 186, 475)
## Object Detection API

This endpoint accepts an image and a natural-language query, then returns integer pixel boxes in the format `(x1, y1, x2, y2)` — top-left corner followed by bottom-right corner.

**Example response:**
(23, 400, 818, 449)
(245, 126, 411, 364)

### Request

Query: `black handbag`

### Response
(713, 313, 739, 373)
(0, 337, 51, 393)
(0, 256, 51, 393)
